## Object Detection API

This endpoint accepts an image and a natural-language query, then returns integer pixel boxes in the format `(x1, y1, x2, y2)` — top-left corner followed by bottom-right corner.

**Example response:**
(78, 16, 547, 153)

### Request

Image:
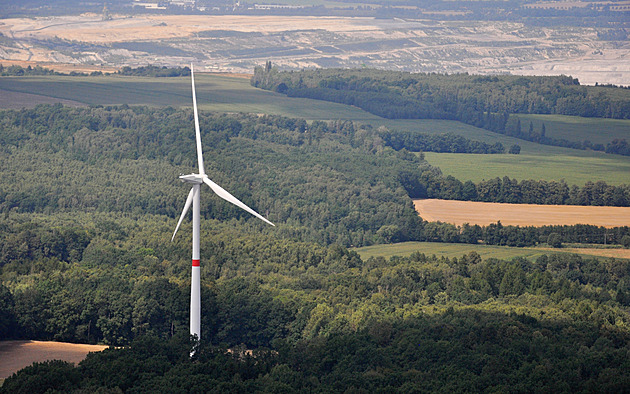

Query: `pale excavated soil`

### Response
(1, 14, 628, 84)
(0, 340, 108, 380)
(2, 15, 376, 43)
(414, 199, 630, 228)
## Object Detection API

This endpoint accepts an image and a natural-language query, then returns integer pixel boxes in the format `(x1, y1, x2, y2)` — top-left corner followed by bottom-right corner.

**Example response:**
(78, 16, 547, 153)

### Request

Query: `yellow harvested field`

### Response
(413, 199, 630, 228)
(0, 340, 108, 379)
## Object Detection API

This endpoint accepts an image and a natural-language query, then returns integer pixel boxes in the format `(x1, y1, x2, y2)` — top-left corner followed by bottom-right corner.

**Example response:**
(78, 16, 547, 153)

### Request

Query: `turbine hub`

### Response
(179, 173, 204, 184)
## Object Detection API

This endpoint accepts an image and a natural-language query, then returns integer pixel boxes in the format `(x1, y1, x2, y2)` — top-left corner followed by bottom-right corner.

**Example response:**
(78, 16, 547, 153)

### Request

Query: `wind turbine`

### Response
(172, 64, 274, 350)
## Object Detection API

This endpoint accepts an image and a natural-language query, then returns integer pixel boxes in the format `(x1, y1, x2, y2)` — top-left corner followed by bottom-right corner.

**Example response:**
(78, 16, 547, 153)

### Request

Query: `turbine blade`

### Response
(172, 187, 195, 241)
(203, 176, 275, 226)
(191, 64, 205, 175)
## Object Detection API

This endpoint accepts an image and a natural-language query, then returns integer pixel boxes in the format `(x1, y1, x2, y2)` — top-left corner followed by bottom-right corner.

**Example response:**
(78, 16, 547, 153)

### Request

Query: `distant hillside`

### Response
(253, 67, 630, 154)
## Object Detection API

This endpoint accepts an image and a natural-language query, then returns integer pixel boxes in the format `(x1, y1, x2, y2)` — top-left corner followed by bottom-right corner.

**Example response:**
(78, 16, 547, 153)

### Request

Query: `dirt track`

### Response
(0, 340, 108, 380)
(414, 199, 630, 228)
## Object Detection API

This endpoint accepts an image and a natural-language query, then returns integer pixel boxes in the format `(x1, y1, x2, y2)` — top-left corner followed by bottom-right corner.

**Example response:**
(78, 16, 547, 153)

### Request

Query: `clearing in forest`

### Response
(414, 199, 630, 228)
(353, 241, 630, 260)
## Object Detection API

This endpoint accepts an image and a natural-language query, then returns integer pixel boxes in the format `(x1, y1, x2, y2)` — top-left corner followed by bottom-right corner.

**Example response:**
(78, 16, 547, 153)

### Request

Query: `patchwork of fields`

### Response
(1, 74, 628, 188)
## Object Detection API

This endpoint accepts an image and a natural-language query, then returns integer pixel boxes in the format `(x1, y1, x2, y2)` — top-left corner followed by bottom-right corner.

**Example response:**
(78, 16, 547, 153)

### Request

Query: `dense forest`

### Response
(1, 104, 629, 391)
(0, 104, 427, 247)
(380, 130, 508, 154)
(116, 65, 191, 78)
(252, 67, 630, 155)
(1, 215, 629, 391)
(252, 67, 630, 119)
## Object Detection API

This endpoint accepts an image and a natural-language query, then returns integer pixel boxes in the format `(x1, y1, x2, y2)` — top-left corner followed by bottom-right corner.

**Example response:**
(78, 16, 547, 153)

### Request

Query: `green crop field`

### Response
(0, 76, 191, 107)
(518, 114, 630, 145)
(424, 152, 630, 186)
(352, 241, 615, 261)
(0, 75, 383, 121)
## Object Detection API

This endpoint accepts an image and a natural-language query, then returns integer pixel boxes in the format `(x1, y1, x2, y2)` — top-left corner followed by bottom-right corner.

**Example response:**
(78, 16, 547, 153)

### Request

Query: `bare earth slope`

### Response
(0, 340, 108, 380)
(414, 199, 630, 228)
(1, 14, 628, 85)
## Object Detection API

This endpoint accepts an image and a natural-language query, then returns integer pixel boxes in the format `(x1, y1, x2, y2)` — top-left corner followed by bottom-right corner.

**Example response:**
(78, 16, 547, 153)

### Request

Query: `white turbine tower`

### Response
(172, 64, 274, 350)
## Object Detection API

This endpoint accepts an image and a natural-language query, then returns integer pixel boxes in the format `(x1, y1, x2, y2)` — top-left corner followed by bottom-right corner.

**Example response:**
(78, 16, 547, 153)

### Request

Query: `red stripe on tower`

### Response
(192, 259, 200, 267)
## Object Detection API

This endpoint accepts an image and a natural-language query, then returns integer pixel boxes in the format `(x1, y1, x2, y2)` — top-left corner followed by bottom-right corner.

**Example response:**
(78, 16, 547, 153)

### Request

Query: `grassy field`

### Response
(0, 75, 383, 121)
(424, 152, 630, 186)
(518, 114, 630, 146)
(352, 241, 627, 261)
(369, 117, 629, 160)
(2, 74, 628, 186)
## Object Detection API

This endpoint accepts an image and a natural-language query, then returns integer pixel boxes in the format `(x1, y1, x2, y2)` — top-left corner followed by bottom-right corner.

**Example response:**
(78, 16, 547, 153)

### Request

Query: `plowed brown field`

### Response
(413, 199, 630, 228)
(0, 340, 108, 380)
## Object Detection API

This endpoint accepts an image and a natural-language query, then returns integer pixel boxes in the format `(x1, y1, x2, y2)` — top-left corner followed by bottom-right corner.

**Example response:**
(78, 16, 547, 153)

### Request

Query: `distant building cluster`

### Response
(131, 0, 304, 11)
(253, 4, 303, 10)
(132, 0, 194, 10)
(132, 1, 167, 10)
(524, 0, 630, 11)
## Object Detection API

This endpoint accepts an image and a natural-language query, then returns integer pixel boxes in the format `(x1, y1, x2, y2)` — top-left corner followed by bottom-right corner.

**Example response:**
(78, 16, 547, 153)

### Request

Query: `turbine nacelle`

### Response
(171, 64, 275, 242)
(179, 173, 204, 184)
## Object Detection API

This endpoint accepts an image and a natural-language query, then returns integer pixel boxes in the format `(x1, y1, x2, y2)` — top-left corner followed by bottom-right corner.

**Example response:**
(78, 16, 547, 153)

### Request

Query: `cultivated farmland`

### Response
(1, 74, 629, 187)
(0, 74, 383, 120)
(424, 152, 630, 186)
(413, 198, 630, 227)
(0, 341, 108, 380)
(518, 114, 630, 146)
